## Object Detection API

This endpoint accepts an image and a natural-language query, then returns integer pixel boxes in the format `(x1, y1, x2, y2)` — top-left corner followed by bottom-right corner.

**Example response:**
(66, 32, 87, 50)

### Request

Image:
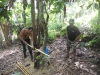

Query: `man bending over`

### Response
(18, 27, 34, 61)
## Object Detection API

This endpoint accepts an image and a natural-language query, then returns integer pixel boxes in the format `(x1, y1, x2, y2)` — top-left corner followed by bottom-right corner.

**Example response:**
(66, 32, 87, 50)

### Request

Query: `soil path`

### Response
(0, 37, 99, 75)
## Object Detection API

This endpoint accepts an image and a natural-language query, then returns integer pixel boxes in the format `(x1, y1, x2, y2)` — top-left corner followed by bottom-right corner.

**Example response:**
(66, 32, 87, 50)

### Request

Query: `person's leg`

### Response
(26, 39, 33, 61)
(73, 49, 76, 57)
(21, 41, 27, 58)
(66, 40, 71, 58)
(72, 44, 76, 61)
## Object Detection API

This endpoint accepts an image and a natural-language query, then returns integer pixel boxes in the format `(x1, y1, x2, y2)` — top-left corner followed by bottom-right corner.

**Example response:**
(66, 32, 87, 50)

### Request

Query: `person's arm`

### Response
(74, 34, 81, 42)
(29, 32, 34, 49)
(74, 27, 81, 42)
(18, 30, 27, 44)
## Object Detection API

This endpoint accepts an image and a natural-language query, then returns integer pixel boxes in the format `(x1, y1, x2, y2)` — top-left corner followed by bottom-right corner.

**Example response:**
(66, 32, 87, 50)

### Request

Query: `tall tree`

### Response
(64, 0, 66, 18)
(31, 0, 41, 69)
(0, 0, 15, 48)
(42, 1, 49, 52)
(0, 21, 12, 48)
(22, 0, 27, 27)
(97, 2, 100, 25)
(31, 0, 36, 47)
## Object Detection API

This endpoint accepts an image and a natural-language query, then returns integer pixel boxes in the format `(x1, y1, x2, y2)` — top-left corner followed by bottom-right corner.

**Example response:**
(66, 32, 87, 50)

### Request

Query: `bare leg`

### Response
(73, 50, 76, 57)
(72, 49, 76, 61)
(66, 40, 70, 59)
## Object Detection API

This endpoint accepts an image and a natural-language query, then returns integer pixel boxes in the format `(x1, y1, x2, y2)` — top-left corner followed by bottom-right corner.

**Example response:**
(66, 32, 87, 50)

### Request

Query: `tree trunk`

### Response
(64, 0, 66, 18)
(31, 0, 37, 47)
(0, 21, 12, 48)
(36, 0, 40, 48)
(22, 0, 27, 27)
(0, 31, 3, 48)
(22, 10, 26, 27)
(97, 2, 100, 25)
(31, 0, 41, 69)
(96, 2, 100, 33)
(42, 2, 49, 52)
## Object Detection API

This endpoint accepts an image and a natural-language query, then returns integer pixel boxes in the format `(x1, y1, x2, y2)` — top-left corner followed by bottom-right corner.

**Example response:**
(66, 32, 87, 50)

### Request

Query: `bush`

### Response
(60, 26, 67, 38)
(88, 36, 100, 49)
(47, 30, 60, 43)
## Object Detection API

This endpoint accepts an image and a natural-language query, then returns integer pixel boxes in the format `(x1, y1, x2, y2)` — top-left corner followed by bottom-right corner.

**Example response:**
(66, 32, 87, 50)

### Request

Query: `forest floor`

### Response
(0, 37, 100, 75)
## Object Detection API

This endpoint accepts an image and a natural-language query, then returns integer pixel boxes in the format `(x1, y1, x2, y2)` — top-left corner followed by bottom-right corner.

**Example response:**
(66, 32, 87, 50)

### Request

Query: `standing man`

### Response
(18, 27, 34, 61)
(66, 18, 81, 60)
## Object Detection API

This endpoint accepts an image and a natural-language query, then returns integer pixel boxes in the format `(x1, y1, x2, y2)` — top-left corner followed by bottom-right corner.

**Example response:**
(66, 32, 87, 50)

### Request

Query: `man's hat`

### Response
(69, 18, 74, 24)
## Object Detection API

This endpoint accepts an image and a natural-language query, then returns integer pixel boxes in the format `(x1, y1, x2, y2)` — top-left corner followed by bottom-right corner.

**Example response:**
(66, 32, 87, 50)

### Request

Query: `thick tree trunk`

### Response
(0, 21, 12, 48)
(37, 0, 40, 48)
(42, 2, 49, 52)
(31, 0, 37, 47)
(31, 0, 41, 69)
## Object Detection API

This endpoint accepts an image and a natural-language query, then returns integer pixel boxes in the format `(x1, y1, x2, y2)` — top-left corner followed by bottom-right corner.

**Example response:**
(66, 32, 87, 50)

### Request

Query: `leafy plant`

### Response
(48, 30, 57, 43)
(60, 26, 67, 38)
(36, 54, 49, 66)
(88, 36, 100, 48)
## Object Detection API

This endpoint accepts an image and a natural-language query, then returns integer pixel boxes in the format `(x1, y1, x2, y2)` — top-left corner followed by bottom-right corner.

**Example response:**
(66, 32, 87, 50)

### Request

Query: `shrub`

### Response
(47, 30, 60, 43)
(60, 26, 67, 38)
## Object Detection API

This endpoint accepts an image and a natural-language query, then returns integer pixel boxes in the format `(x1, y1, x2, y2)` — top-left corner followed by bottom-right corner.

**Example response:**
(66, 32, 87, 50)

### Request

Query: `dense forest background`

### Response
(0, 0, 100, 49)
(0, 0, 100, 74)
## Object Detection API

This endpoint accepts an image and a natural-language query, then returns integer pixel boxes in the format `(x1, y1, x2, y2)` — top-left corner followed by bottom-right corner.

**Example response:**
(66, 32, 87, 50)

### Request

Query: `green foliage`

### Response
(0, 0, 99, 49)
(0, 1, 9, 19)
(49, 22, 63, 31)
(50, 1, 64, 13)
(47, 30, 57, 43)
(88, 36, 100, 48)
(0, 0, 7, 7)
(0, 8, 8, 19)
(36, 55, 41, 59)
(90, 12, 100, 34)
(81, 34, 88, 38)
(40, 55, 49, 65)
(0, 17, 6, 23)
(36, 54, 49, 65)
(60, 26, 67, 38)
(48, 30, 60, 43)
(83, 8, 100, 49)
(55, 23, 63, 31)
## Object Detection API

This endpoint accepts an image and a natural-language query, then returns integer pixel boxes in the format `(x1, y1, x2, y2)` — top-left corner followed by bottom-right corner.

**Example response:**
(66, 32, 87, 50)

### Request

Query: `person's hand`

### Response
(73, 40, 77, 43)
(32, 46, 35, 50)
(24, 41, 27, 45)
(73, 40, 75, 42)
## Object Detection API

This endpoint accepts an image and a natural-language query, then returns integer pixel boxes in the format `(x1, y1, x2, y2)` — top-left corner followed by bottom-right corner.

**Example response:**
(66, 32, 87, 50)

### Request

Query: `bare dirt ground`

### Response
(0, 37, 100, 75)
(49, 37, 99, 75)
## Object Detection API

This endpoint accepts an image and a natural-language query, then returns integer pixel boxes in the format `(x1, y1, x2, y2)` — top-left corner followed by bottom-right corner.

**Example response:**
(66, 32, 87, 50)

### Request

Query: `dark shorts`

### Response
(66, 39, 76, 52)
